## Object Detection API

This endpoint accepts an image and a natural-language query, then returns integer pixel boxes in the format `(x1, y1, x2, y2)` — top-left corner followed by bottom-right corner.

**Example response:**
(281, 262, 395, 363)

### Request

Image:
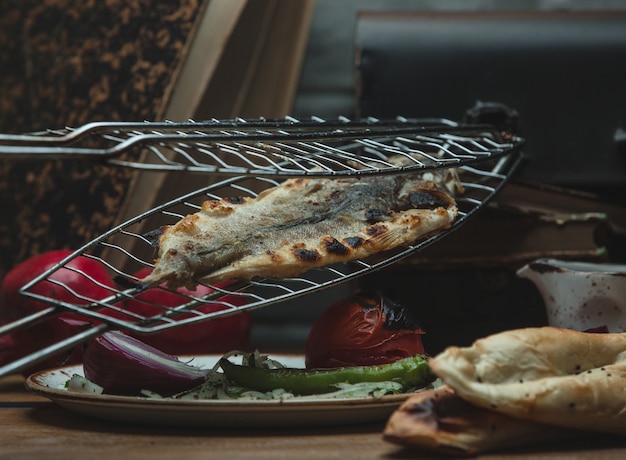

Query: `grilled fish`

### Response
(141, 172, 458, 289)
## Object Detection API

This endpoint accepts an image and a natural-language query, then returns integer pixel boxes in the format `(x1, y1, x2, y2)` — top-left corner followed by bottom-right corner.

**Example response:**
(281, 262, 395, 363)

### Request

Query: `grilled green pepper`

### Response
(219, 354, 434, 395)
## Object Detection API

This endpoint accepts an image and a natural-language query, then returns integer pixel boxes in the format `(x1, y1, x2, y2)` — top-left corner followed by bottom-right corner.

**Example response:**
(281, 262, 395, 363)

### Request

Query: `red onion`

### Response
(83, 331, 207, 396)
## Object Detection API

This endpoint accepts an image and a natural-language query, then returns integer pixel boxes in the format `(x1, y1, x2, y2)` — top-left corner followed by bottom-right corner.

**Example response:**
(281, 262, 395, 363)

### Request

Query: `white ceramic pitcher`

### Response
(517, 258, 626, 332)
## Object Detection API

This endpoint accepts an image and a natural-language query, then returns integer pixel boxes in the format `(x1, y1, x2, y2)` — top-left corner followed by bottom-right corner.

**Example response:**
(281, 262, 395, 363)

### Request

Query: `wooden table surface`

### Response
(2, 374, 626, 460)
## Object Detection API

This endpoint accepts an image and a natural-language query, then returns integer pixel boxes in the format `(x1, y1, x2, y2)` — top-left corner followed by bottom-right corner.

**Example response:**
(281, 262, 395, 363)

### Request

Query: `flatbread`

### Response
(429, 327, 626, 435)
(383, 385, 578, 457)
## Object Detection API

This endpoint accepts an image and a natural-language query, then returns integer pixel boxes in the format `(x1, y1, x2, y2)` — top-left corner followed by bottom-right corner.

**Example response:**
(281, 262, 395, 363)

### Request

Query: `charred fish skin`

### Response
(142, 173, 458, 289)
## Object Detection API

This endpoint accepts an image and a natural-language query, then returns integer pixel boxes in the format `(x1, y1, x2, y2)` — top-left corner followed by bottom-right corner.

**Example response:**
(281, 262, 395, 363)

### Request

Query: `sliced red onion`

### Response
(83, 331, 207, 396)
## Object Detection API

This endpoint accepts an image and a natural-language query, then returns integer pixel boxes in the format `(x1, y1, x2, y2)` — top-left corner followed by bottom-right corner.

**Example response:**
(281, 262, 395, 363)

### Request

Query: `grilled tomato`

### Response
(305, 292, 425, 369)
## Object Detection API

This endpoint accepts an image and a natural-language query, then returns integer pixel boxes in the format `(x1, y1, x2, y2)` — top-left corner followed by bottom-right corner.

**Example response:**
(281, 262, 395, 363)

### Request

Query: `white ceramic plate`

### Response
(25, 355, 411, 428)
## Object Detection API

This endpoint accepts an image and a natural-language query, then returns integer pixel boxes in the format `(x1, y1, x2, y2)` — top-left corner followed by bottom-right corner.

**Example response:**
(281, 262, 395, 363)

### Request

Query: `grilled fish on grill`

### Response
(141, 171, 459, 289)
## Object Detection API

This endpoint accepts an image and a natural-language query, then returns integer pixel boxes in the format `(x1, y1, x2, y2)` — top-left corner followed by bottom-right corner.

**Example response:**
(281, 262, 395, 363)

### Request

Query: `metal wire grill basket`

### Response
(0, 116, 524, 376)
(0, 116, 519, 176)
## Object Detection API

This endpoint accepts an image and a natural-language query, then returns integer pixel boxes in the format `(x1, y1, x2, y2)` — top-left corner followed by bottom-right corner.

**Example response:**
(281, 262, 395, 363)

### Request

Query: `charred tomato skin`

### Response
(305, 292, 425, 369)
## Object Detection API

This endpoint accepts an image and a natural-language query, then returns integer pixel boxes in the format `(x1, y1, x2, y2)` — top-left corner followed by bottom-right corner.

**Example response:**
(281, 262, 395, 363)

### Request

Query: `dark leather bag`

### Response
(355, 11, 626, 193)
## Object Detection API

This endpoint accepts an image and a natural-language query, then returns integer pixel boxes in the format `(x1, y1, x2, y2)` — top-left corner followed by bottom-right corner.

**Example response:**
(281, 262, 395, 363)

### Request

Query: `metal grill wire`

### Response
(0, 119, 524, 376)
(0, 117, 522, 176)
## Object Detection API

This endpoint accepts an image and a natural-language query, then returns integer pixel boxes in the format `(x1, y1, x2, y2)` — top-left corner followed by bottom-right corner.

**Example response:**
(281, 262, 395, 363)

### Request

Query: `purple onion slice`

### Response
(83, 331, 207, 396)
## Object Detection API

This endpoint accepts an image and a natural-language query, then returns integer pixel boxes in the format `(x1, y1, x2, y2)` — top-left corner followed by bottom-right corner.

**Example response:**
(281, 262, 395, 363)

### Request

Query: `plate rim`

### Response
(25, 355, 413, 409)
